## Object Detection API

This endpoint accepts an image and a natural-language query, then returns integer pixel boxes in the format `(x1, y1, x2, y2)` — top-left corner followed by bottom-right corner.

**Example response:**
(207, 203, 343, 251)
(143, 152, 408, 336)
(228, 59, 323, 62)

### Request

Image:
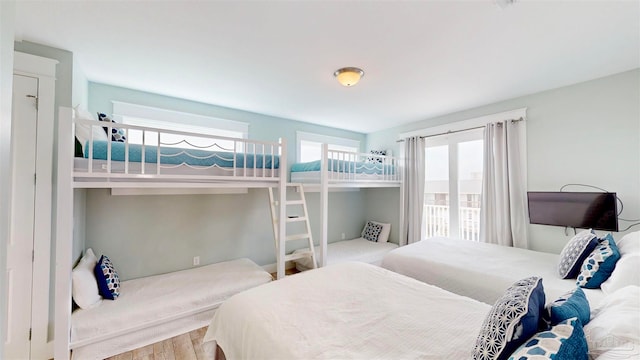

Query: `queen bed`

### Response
(202, 261, 639, 360)
(381, 236, 607, 306)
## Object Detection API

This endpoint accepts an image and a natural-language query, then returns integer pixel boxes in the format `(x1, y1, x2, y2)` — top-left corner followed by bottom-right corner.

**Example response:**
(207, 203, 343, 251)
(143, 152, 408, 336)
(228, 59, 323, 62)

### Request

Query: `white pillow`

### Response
(72, 248, 102, 309)
(73, 105, 108, 151)
(616, 231, 640, 256)
(361, 220, 391, 243)
(584, 286, 640, 359)
(600, 253, 640, 294)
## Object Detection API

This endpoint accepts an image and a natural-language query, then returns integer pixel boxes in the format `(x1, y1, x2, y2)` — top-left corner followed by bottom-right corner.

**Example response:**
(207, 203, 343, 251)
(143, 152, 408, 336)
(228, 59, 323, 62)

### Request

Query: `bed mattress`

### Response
(70, 258, 272, 352)
(203, 262, 490, 359)
(382, 237, 606, 307)
(292, 237, 398, 270)
(74, 158, 279, 179)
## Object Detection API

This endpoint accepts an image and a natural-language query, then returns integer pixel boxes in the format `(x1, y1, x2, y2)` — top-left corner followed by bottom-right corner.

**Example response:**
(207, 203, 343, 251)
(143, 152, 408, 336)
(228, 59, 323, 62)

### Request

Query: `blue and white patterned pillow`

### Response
(558, 230, 599, 279)
(97, 113, 127, 142)
(362, 221, 383, 242)
(367, 149, 387, 163)
(472, 277, 546, 360)
(94, 255, 120, 300)
(576, 233, 620, 289)
(508, 317, 588, 360)
(544, 287, 590, 327)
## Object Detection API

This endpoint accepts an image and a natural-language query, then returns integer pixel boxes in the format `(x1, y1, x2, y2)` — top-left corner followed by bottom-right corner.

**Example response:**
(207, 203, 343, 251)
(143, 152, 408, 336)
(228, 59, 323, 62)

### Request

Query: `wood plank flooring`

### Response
(105, 327, 207, 360)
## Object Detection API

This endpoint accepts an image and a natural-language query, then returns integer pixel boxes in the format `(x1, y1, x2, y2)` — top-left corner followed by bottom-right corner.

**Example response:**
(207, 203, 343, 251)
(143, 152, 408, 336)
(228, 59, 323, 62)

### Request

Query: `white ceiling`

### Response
(14, 1, 640, 134)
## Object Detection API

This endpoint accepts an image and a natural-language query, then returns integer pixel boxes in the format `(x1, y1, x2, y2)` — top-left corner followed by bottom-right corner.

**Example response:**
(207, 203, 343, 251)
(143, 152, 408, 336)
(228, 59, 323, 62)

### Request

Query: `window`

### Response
(112, 101, 249, 151)
(424, 128, 483, 241)
(296, 131, 360, 162)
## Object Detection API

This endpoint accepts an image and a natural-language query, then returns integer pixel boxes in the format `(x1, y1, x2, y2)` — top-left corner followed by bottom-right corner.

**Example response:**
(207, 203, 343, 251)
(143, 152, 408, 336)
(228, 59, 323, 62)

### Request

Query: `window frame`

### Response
(295, 131, 360, 163)
(424, 128, 484, 240)
(111, 101, 249, 145)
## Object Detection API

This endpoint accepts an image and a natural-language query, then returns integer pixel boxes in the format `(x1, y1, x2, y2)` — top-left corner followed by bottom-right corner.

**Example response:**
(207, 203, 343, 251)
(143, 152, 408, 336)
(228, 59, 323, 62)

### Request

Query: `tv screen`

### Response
(527, 192, 618, 232)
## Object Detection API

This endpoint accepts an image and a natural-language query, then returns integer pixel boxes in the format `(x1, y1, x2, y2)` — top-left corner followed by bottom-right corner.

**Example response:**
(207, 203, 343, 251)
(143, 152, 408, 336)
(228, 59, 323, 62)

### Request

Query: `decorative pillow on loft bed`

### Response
(97, 113, 127, 142)
(361, 220, 391, 243)
(367, 149, 387, 163)
(94, 255, 121, 300)
(507, 317, 588, 360)
(362, 221, 383, 242)
(557, 229, 599, 279)
(472, 276, 545, 360)
(576, 233, 620, 289)
(73, 105, 109, 154)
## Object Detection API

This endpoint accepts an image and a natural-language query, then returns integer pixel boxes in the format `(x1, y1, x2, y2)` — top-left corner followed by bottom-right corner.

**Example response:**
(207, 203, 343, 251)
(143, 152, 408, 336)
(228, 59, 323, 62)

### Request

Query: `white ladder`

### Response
(268, 183, 317, 279)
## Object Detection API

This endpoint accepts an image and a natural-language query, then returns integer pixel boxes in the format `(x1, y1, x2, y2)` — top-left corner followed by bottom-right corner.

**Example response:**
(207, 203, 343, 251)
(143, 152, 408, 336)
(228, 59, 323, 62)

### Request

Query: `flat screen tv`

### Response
(527, 191, 618, 232)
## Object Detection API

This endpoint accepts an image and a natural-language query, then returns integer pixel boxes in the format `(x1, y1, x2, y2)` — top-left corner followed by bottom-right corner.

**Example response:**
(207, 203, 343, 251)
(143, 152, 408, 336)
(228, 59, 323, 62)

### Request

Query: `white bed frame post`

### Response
(54, 107, 73, 359)
(276, 138, 287, 279)
(319, 143, 328, 267)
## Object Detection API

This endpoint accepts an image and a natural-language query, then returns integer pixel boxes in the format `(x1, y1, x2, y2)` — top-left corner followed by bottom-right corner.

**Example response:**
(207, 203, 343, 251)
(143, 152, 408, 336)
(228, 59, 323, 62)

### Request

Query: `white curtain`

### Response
(402, 136, 426, 246)
(480, 119, 528, 248)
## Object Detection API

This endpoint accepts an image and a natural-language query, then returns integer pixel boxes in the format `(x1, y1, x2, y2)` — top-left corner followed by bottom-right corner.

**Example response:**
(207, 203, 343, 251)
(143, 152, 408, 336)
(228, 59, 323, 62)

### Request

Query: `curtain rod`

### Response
(396, 117, 524, 142)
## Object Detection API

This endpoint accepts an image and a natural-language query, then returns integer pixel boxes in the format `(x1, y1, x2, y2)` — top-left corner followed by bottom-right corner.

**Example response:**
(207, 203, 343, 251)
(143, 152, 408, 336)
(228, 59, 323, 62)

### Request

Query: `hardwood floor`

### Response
(105, 327, 208, 360)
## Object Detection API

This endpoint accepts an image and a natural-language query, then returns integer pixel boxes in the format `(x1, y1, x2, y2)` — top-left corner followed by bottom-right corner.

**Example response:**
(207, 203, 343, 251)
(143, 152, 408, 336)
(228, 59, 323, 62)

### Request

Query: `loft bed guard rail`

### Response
(322, 148, 400, 183)
(70, 117, 285, 185)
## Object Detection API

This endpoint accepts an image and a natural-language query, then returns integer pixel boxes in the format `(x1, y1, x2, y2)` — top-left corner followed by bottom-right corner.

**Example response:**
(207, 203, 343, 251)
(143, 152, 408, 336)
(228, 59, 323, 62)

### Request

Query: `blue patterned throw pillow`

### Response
(508, 317, 588, 360)
(472, 277, 546, 360)
(557, 230, 599, 279)
(576, 233, 620, 289)
(94, 255, 120, 300)
(544, 287, 590, 327)
(97, 113, 127, 142)
(362, 221, 383, 242)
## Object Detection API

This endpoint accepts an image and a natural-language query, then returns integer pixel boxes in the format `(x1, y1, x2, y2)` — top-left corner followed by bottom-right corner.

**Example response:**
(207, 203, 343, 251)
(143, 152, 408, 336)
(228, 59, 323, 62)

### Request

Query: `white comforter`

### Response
(293, 237, 398, 270)
(382, 237, 605, 307)
(204, 262, 490, 360)
(71, 258, 272, 347)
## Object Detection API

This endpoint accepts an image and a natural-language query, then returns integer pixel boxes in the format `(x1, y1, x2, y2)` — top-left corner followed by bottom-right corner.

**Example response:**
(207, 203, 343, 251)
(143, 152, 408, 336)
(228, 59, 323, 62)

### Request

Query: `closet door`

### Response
(5, 74, 38, 360)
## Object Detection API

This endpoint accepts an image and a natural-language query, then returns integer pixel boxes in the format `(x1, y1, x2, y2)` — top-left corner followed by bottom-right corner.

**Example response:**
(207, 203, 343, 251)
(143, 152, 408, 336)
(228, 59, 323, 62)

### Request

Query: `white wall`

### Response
(367, 69, 640, 253)
(0, 1, 15, 355)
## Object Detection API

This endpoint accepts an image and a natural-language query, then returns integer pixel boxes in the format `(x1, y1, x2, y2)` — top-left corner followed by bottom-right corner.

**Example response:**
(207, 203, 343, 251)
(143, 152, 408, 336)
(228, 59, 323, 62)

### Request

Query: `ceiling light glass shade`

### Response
(334, 67, 364, 87)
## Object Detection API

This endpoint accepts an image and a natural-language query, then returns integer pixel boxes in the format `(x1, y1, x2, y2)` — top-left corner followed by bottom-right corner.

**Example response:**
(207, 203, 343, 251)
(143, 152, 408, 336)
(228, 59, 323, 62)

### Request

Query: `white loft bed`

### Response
(290, 144, 404, 268)
(54, 107, 291, 360)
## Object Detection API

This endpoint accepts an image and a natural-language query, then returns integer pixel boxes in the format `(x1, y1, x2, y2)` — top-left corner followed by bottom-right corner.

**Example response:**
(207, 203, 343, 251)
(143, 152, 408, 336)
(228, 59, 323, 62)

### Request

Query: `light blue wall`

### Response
(367, 69, 640, 253)
(86, 83, 368, 280)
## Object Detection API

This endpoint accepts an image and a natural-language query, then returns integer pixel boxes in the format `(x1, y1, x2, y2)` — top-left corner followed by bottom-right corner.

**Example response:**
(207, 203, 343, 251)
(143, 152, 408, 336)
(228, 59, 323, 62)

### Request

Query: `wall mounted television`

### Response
(527, 191, 619, 232)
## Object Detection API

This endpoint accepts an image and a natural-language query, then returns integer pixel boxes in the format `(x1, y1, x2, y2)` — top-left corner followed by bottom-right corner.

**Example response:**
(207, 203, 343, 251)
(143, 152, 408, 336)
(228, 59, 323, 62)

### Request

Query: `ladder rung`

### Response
(286, 233, 311, 241)
(285, 251, 314, 262)
(286, 200, 304, 205)
(286, 216, 307, 223)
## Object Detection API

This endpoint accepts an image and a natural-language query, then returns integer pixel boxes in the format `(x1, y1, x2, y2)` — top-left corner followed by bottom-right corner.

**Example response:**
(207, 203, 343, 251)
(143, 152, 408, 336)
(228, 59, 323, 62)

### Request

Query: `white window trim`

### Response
(111, 101, 249, 136)
(399, 107, 527, 140)
(296, 131, 360, 162)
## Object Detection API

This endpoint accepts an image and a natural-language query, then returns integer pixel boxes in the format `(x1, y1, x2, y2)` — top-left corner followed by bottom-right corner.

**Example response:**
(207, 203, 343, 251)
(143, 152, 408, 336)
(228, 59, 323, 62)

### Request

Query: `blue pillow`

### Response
(576, 233, 621, 289)
(544, 287, 590, 326)
(507, 317, 588, 360)
(94, 255, 120, 300)
(558, 230, 599, 279)
(472, 277, 546, 360)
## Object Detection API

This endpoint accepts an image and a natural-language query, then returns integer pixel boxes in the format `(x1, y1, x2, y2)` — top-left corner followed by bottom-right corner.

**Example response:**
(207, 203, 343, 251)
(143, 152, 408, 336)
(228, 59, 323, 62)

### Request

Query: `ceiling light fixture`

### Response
(334, 67, 364, 87)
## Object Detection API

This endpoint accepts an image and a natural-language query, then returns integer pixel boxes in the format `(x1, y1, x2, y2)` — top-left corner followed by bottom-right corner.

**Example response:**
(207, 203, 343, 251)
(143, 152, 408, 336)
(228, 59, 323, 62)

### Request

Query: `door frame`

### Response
(10, 51, 57, 360)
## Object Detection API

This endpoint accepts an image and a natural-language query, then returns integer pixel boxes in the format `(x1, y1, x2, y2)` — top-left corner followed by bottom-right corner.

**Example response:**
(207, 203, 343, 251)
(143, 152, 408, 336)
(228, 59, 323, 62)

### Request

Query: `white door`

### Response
(5, 74, 38, 359)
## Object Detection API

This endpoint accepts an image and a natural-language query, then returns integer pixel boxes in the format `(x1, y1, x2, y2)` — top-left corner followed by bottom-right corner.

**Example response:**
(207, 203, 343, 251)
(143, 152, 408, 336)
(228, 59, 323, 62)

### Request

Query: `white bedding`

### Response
(293, 237, 399, 270)
(382, 237, 606, 307)
(71, 258, 272, 359)
(203, 262, 490, 360)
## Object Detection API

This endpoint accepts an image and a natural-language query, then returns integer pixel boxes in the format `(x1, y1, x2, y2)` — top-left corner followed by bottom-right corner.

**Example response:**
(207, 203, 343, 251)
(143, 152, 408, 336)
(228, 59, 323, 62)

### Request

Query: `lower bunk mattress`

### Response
(381, 237, 606, 307)
(292, 237, 398, 271)
(70, 258, 272, 360)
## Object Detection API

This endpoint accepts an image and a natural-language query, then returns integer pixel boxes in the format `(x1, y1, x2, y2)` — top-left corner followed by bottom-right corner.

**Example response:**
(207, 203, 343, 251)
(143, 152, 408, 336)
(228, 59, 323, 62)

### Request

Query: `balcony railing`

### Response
(423, 204, 481, 241)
